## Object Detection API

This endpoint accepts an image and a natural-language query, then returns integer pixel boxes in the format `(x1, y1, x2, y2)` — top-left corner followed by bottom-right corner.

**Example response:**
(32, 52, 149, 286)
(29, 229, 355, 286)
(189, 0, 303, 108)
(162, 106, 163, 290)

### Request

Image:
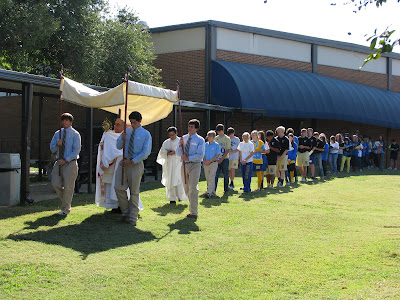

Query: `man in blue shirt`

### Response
(115, 111, 152, 226)
(50, 113, 81, 215)
(176, 119, 205, 218)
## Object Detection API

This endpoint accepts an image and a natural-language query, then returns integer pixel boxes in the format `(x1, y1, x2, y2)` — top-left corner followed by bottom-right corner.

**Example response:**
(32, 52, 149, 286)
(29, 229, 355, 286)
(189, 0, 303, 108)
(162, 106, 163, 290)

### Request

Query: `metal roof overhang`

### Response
(211, 60, 400, 129)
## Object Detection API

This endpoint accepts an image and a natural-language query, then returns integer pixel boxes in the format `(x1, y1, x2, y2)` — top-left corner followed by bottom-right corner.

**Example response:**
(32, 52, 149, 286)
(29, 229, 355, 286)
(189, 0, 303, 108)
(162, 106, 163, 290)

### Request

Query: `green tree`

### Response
(350, 0, 400, 66)
(0, 1, 161, 87)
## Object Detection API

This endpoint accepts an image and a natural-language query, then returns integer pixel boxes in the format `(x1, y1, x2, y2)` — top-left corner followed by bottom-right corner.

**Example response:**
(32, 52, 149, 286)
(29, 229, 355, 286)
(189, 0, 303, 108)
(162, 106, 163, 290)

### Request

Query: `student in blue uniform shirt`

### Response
(203, 130, 220, 198)
(285, 133, 298, 185)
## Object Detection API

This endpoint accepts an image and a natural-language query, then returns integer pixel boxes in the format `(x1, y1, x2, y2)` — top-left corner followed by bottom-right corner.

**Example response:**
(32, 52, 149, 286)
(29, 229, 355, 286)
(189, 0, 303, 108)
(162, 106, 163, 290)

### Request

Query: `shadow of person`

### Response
(151, 203, 187, 216)
(157, 217, 199, 241)
(168, 217, 199, 235)
(23, 214, 67, 230)
(7, 213, 157, 260)
(201, 193, 229, 208)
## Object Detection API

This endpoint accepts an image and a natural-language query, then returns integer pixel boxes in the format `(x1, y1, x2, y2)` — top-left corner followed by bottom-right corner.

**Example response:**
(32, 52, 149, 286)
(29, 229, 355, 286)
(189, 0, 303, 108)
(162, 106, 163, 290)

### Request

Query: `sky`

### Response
(108, 0, 400, 49)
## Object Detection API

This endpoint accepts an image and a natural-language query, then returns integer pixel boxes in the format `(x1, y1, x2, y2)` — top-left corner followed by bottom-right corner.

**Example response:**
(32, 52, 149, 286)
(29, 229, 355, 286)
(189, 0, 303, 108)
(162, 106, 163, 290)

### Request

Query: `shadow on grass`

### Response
(200, 191, 231, 208)
(7, 213, 157, 260)
(23, 214, 67, 230)
(157, 217, 200, 241)
(152, 203, 187, 216)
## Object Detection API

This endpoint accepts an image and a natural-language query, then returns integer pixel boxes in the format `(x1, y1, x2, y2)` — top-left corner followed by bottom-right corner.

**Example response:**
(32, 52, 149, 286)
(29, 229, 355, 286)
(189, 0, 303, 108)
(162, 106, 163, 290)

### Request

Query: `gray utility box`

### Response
(0, 153, 21, 206)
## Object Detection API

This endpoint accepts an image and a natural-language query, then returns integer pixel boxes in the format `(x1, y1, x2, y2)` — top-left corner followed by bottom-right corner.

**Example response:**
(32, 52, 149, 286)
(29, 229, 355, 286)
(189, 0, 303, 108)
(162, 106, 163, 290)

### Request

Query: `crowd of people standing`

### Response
(50, 112, 399, 224)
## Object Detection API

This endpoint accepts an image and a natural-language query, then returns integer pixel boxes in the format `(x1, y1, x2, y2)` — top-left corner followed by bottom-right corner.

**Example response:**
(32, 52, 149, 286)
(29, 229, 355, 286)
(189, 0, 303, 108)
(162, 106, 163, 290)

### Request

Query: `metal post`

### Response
(88, 107, 93, 193)
(38, 96, 43, 181)
(20, 82, 33, 205)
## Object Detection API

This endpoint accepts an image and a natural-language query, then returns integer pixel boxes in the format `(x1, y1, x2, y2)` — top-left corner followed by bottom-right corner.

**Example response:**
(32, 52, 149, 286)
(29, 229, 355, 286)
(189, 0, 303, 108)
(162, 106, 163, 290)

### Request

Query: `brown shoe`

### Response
(186, 214, 198, 219)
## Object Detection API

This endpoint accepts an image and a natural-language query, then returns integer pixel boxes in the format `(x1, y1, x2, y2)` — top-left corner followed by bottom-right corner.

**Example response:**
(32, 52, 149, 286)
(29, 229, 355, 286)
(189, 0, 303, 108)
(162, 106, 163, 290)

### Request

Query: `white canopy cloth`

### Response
(60, 77, 178, 126)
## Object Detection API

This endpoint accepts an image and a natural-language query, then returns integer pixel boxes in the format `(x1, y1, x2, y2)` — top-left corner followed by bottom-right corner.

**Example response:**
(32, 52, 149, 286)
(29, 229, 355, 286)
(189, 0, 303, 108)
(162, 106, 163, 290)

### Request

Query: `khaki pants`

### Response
(114, 161, 144, 222)
(204, 161, 218, 195)
(51, 160, 78, 213)
(181, 162, 201, 216)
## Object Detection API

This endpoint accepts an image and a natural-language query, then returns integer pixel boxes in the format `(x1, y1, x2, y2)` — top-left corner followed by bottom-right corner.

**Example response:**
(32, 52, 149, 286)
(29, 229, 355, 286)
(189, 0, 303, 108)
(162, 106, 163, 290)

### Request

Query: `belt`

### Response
(185, 161, 200, 164)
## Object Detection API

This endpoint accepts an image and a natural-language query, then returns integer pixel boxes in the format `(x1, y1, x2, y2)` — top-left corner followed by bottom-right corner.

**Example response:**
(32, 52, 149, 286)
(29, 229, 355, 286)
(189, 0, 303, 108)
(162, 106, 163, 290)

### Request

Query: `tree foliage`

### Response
(349, 0, 400, 67)
(0, 1, 161, 87)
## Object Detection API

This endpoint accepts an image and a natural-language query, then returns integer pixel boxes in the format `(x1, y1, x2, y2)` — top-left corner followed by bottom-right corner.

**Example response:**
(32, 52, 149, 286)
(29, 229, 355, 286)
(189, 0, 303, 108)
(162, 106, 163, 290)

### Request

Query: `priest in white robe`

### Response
(157, 126, 188, 204)
(95, 118, 144, 210)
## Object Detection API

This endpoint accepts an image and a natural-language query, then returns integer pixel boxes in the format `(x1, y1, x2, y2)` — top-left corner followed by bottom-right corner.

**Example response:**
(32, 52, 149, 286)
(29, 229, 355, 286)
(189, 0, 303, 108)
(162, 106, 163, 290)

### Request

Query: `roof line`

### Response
(150, 20, 400, 59)
(0, 68, 108, 91)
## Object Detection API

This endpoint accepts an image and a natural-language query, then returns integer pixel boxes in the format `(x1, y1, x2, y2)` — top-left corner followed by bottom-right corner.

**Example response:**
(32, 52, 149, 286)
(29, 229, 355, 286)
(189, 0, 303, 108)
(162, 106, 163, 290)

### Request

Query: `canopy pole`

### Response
(58, 65, 63, 176)
(177, 80, 186, 184)
(121, 67, 130, 185)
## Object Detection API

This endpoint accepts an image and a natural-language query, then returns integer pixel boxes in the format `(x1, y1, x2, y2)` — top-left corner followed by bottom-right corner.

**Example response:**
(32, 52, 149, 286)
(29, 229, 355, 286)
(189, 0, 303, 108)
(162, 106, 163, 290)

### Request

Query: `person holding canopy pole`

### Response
(115, 111, 151, 226)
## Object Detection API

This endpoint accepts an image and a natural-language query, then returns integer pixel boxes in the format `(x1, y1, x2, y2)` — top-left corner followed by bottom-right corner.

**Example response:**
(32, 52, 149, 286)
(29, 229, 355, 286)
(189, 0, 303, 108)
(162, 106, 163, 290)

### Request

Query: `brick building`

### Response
(150, 20, 400, 152)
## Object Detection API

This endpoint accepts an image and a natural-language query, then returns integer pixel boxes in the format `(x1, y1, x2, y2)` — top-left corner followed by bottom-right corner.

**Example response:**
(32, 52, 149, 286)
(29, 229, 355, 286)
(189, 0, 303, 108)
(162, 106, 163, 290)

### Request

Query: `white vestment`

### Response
(157, 137, 188, 201)
(95, 131, 144, 210)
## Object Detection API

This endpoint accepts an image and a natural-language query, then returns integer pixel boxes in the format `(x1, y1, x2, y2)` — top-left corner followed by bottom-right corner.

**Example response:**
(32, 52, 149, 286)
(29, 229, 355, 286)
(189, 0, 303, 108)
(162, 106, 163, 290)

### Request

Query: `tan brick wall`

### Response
(216, 50, 313, 72)
(0, 95, 118, 160)
(318, 65, 388, 90)
(154, 50, 206, 102)
(393, 75, 400, 93)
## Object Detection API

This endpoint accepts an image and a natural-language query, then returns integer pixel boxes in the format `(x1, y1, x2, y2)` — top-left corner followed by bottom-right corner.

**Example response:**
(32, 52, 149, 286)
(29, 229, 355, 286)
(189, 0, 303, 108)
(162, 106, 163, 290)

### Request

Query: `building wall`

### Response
(318, 65, 388, 90)
(154, 50, 206, 102)
(393, 75, 400, 93)
(216, 50, 312, 72)
(151, 27, 205, 55)
(216, 28, 311, 63)
(0, 95, 118, 160)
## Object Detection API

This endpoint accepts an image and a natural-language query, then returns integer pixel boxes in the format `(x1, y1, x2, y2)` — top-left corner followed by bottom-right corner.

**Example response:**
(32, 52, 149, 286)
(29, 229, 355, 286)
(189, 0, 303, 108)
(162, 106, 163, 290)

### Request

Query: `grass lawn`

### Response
(1, 169, 399, 299)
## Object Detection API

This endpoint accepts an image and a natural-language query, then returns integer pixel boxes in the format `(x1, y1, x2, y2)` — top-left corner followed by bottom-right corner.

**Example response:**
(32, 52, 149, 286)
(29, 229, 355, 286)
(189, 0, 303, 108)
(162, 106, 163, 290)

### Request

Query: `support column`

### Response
(311, 44, 318, 74)
(20, 83, 33, 205)
(38, 96, 43, 181)
(387, 57, 392, 91)
(87, 108, 93, 193)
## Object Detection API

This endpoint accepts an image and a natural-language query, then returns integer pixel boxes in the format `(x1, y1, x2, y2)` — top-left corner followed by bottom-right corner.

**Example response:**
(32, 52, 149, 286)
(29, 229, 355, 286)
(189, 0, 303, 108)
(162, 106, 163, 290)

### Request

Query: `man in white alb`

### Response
(157, 126, 188, 204)
(95, 118, 143, 211)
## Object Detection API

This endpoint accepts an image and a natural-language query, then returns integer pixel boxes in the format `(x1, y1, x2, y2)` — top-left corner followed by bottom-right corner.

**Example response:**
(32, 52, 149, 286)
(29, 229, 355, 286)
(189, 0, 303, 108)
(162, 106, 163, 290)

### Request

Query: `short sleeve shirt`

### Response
(298, 136, 311, 153)
(276, 136, 289, 155)
(267, 138, 280, 165)
(252, 140, 265, 164)
(229, 136, 240, 160)
(215, 134, 231, 159)
(238, 141, 255, 163)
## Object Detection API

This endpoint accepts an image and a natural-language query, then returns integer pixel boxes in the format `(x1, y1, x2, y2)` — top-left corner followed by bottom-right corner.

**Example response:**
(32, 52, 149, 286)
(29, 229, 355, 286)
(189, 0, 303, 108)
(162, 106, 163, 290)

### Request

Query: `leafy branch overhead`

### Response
(349, 0, 400, 67)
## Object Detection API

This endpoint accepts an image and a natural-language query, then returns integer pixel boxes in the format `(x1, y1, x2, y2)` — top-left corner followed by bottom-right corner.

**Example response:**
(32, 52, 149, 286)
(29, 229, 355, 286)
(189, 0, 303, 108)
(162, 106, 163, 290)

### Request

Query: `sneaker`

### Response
(388, 167, 392, 170)
(359, 169, 363, 172)
(170, 201, 176, 204)
(204, 193, 211, 198)
(277, 182, 283, 188)
(57, 210, 68, 215)
(395, 168, 398, 170)
(286, 182, 290, 186)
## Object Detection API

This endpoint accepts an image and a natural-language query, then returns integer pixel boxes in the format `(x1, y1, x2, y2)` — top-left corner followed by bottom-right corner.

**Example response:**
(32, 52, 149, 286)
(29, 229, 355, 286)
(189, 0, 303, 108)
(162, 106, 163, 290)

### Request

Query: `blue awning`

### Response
(211, 60, 400, 129)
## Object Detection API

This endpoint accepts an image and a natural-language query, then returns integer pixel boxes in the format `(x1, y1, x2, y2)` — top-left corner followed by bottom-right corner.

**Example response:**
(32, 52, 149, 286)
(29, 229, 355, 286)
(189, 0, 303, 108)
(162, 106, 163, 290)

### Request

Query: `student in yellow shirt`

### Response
(251, 130, 270, 191)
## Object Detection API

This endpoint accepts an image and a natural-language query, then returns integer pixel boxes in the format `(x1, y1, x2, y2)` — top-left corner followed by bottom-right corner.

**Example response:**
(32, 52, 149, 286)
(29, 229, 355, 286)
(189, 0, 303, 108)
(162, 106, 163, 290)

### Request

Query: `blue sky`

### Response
(109, 0, 400, 49)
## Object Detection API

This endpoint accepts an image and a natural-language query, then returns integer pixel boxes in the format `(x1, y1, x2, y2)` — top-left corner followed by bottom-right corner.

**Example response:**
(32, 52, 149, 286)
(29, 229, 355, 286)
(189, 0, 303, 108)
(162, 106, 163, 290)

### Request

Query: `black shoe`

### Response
(170, 201, 176, 204)
(111, 207, 122, 214)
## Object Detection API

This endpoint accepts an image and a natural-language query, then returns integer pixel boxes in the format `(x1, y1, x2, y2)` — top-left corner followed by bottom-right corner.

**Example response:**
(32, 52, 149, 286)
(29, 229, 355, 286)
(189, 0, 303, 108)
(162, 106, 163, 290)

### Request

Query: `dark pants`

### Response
(337, 154, 343, 172)
(215, 158, 229, 192)
(351, 155, 359, 171)
(378, 153, 384, 171)
(241, 162, 253, 192)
